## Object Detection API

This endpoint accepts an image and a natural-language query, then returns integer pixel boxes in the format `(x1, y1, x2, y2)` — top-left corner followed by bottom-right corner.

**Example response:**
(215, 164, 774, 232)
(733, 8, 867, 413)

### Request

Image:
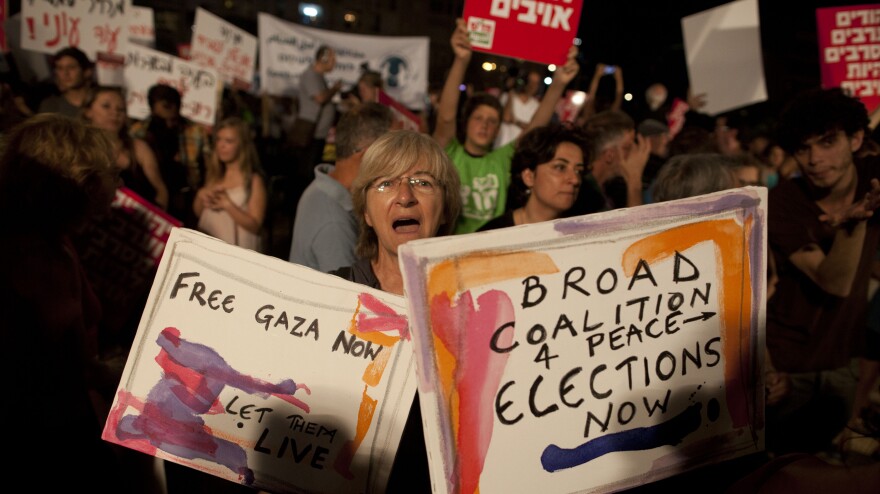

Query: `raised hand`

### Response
(553, 45, 580, 86)
(451, 18, 472, 62)
(819, 178, 880, 227)
(765, 369, 790, 405)
(619, 133, 650, 182)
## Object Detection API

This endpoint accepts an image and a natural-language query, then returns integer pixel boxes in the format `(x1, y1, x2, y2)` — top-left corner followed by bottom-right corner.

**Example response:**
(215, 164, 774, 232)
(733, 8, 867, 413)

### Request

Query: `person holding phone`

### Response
(576, 63, 624, 125)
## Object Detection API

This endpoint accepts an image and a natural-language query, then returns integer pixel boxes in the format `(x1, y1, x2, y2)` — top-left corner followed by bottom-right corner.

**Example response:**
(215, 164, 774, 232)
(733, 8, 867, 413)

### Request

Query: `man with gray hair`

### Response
(288, 102, 393, 272)
(566, 110, 650, 216)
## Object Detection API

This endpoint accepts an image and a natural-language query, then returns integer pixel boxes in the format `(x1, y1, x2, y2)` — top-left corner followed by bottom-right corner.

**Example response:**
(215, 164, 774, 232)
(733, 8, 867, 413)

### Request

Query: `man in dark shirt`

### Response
(37, 46, 93, 117)
(766, 87, 880, 454)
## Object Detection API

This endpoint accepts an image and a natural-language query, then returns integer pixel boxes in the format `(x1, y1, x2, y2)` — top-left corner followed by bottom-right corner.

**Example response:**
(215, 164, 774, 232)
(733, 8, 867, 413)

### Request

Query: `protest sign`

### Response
(379, 90, 422, 132)
(124, 44, 221, 126)
(74, 187, 181, 343)
(191, 7, 257, 91)
(462, 0, 583, 65)
(681, 0, 767, 115)
(816, 4, 880, 113)
(128, 5, 155, 48)
(4, 13, 50, 83)
(399, 187, 767, 494)
(20, 0, 130, 60)
(103, 228, 417, 494)
(96, 50, 125, 91)
(258, 12, 429, 110)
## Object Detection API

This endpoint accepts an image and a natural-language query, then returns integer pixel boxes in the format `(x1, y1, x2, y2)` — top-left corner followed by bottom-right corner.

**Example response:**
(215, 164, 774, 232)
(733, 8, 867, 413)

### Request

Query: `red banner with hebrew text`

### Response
(463, 0, 583, 65)
(816, 4, 880, 113)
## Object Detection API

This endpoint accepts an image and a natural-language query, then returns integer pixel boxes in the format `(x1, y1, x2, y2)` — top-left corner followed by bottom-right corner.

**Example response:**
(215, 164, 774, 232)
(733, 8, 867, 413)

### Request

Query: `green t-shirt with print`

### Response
(445, 139, 516, 234)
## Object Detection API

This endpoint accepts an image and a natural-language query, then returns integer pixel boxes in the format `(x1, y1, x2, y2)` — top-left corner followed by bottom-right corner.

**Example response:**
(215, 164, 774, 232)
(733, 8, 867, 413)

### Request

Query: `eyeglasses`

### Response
(370, 175, 440, 195)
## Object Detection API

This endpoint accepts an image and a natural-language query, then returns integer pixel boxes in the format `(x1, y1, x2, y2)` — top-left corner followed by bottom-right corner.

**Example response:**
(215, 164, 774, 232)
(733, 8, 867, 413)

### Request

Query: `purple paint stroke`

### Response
(541, 401, 707, 472)
(554, 191, 761, 237)
(115, 327, 309, 486)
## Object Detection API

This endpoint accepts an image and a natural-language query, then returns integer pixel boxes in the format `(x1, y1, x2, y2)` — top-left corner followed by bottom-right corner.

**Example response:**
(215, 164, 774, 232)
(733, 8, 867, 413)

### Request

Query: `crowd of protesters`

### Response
(1, 14, 879, 492)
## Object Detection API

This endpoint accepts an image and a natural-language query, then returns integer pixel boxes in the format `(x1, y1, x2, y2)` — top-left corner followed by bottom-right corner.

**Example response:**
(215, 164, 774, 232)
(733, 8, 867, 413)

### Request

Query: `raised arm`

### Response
(619, 133, 650, 207)
(432, 18, 472, 148)
(789, 178, 880, 297)
(313, 80, 343, 105)
(610, 65, 624, 112)
(576, 63, 605, 127)
(520, 45, 580, 139)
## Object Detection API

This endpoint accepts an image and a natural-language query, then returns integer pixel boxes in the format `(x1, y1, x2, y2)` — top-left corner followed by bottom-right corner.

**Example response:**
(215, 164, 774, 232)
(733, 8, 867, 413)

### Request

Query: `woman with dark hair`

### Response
(478, 123, 589, 231)
(82, 85, 169, 210)
(194, 117, 267, 252)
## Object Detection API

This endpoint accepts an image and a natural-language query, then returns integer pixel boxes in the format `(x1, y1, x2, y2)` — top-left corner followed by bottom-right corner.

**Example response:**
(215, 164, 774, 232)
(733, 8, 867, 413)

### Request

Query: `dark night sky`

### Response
(575, 0, 868, 125)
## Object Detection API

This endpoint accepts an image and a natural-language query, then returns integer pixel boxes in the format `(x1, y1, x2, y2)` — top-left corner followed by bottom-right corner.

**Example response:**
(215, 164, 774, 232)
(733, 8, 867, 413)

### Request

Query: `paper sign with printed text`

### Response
(128, 5, 155, 48)
(816, 4, 880, 113)
(258, 12, 429, 110)
(399, 187, 767, 494)
(124, 43, 220, 126)
(103, 228, 417, 493)
(463, 0, 583, 65)
(20, 0, 130, 60)
(191, 7, 257, 91)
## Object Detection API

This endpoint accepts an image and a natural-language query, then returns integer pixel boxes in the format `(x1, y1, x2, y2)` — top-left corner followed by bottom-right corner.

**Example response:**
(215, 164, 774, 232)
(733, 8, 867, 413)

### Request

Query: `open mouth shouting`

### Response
(393, 217, 421, 234)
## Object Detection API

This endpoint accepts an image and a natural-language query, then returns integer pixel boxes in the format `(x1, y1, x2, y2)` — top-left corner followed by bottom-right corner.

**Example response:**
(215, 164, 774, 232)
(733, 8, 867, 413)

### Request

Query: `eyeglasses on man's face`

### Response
(370, 175, 440, 195)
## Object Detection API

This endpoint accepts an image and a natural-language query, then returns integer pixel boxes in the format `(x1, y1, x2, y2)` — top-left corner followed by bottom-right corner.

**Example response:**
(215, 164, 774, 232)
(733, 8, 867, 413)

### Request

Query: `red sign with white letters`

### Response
(816, 4, 880, 113)
(463, 0, 583, 65)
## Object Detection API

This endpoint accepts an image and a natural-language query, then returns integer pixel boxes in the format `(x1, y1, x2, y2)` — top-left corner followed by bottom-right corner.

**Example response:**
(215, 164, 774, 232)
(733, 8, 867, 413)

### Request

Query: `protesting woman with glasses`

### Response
(330, 129, 461, 492)
(331, 129, 461, 294)
(478, 123, 590, 231)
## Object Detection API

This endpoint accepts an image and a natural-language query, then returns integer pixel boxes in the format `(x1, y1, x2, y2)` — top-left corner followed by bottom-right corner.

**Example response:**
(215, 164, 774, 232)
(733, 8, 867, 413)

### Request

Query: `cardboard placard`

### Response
(399, 187, 767, 494)
(463, 0, 583, 65)
(103, 228, 417, 493)
(816, 4, 880, 113)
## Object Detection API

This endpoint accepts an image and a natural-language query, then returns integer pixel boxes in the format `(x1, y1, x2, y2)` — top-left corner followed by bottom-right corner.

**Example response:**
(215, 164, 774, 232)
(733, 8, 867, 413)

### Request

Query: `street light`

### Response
(301, 4, 321, 20)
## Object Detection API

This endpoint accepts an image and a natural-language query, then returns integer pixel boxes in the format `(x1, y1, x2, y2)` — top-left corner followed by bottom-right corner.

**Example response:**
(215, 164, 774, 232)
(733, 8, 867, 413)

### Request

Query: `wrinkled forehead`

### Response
(374, 160, 436, 180)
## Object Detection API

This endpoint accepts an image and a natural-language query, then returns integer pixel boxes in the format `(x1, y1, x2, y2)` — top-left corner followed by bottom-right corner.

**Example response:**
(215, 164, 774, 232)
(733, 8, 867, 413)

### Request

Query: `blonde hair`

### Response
(0, 113, 116, 232)
(206, 117, 262, 186)
(81, 86, 129, 136)
(352, 130, 461, 259)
